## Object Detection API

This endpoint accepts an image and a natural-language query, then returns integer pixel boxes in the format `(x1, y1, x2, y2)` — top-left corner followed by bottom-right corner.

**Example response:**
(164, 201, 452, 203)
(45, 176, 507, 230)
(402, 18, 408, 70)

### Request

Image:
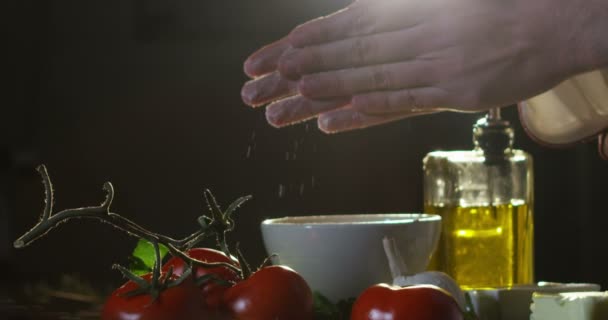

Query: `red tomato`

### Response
(101, 273, 208, 320)
(223, 265, 313, 320)
(162, 248, 240, 310)
(351, 284, 463, 320)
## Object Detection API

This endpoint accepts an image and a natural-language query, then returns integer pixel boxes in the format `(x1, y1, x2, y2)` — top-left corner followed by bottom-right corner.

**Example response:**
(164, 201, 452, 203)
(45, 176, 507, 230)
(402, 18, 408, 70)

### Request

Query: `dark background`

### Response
(2, 0, 607, 293)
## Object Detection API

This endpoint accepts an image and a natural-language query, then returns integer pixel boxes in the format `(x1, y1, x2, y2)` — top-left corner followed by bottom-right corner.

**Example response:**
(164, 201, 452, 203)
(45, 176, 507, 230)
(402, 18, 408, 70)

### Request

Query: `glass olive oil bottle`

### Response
(423, 109, 534, 289)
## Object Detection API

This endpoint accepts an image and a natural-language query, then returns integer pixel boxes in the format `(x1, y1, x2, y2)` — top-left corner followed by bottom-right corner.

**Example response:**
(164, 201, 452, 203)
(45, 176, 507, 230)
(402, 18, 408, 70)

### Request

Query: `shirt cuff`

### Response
(519, 69, 608, 146)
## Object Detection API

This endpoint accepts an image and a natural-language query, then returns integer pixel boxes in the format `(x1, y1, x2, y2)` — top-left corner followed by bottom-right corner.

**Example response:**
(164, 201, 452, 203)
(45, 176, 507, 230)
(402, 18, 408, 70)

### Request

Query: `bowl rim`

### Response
(261, 213, 441, 226)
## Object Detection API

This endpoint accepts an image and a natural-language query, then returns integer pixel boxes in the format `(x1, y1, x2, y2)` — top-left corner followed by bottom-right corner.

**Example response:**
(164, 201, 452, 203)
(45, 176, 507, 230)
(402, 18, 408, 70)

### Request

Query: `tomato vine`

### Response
(14, 164, 250, 292)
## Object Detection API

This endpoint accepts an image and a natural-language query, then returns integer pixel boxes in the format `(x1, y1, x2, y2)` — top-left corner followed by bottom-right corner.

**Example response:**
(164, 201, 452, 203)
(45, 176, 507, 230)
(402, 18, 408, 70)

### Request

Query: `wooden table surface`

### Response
(0, 275, 104, 320)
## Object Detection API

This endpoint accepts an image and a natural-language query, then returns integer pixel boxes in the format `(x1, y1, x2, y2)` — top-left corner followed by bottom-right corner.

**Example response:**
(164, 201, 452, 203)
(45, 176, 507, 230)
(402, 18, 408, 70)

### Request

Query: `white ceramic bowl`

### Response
(260, 213, 442, 302)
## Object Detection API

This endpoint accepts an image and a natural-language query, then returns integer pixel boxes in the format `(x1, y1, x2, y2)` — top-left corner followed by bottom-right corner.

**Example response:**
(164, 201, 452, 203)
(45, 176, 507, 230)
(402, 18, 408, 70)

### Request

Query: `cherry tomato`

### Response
(162, 248, 240, 310)
(351, 284, 463, 320)
(223, 265, 313, 320)
(101, 273, 208, 320)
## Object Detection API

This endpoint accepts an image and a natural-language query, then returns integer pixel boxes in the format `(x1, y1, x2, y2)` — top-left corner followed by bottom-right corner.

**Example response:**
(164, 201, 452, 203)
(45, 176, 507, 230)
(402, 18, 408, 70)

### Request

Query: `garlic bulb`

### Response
(392, 271, 466, 309)
(383, 237, 466, 309)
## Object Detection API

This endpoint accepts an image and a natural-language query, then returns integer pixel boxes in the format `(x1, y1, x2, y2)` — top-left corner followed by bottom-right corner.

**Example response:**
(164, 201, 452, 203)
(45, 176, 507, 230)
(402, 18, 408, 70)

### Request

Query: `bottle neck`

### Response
(473, 109, 514, 164)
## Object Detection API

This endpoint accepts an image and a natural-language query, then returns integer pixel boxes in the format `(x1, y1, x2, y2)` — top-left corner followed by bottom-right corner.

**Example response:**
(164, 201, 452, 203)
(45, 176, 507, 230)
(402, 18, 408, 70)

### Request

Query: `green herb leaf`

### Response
(129, 239, 169, 276)
(313, 291, 339, 319)
(313, 291, 355, 320)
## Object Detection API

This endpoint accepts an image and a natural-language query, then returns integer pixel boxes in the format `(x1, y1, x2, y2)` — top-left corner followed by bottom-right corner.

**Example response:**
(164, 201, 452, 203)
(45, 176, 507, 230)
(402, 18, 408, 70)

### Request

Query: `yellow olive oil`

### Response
(425, 201, 534, 289)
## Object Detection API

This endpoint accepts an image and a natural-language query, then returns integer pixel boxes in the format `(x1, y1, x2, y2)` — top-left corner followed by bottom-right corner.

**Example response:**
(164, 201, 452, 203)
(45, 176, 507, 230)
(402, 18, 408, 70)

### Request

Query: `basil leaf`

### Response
(314, 291, 339, 319)
(313, 291, 355, 320)
(128, 239, 169, 276)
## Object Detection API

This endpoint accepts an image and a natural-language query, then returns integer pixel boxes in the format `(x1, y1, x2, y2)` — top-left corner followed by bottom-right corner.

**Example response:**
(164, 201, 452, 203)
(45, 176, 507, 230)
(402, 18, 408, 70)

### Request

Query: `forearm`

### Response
(570, 0, 608, 73)
(519, 0, 608, 77)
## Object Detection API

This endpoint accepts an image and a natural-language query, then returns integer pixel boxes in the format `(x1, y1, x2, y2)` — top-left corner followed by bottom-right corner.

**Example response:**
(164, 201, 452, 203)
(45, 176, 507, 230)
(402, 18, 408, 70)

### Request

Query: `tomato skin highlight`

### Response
(101, 273, 209, 320)
(162, 248, 240, 311)
(350, 284, 463, 320)
(223, 265, 314, 320)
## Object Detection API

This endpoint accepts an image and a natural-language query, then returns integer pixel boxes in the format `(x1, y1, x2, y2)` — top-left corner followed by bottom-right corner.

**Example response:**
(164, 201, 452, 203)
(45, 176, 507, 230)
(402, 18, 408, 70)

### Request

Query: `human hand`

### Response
(241, 37, 355, 132)
(243, 0, 600, 133)
(241, 21, 435, 133)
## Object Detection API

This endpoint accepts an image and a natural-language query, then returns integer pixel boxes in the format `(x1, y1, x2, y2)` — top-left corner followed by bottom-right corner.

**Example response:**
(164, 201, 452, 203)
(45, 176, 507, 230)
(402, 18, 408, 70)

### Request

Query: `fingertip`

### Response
(317, 115, 335, 134)
(265, 104, 282, 127)
(243, 49, 266, 78)
(243, 58, 258, 78)
(265, 113, 281, 129)
(241, 81, 257, 107)
(244, 38, 291, 77)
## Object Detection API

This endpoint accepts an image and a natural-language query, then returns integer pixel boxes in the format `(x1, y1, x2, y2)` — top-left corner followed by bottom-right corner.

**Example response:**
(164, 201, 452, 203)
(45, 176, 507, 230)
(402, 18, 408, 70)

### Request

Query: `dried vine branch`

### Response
(14, 164, 246, 276)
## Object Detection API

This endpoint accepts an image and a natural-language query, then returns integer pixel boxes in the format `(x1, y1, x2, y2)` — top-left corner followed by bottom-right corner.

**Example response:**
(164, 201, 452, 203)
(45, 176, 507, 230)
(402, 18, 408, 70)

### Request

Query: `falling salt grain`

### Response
(278, 184, 286, 198)
(245, 145, 252, 158)
(299, 183, 305, 196)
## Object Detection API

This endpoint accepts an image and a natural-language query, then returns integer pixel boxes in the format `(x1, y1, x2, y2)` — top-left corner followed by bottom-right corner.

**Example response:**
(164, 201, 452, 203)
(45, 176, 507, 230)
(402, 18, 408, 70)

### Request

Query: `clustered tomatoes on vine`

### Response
(162, 248, 240, 312)
(102, 273, 208, 320)
(102, 248, 314, 320)
(16, 167, 316, 320)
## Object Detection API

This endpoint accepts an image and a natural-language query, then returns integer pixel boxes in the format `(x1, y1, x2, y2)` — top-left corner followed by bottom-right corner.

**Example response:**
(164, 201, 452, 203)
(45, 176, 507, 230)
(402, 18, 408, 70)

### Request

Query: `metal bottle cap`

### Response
(473, 108, 514, 164)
